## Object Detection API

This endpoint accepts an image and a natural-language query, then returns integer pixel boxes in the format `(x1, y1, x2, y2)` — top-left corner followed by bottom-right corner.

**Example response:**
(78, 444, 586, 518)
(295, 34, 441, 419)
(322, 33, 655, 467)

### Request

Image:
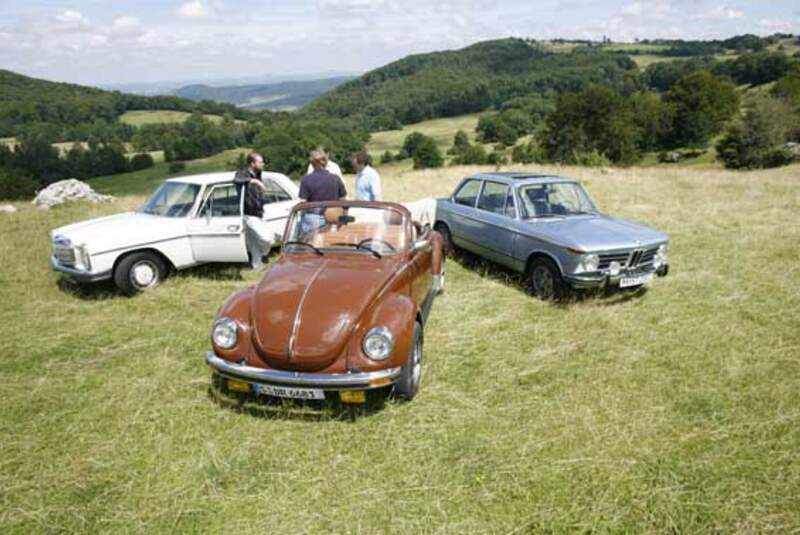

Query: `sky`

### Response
(0, 0, 798, 86)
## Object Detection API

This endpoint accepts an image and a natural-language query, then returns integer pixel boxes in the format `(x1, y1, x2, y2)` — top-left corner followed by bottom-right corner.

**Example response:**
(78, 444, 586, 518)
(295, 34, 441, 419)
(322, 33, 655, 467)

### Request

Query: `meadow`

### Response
(366, 114, 484, 155)
(1, 162, 799, 532)
(118, 110, 230, 127)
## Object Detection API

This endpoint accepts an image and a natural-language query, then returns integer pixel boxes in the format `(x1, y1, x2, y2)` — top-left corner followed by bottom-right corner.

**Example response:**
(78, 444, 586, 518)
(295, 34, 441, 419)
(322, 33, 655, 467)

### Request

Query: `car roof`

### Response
(166, 172, 236, 186)
(467, 172, 576, 186)
(165, 171, 294, 187)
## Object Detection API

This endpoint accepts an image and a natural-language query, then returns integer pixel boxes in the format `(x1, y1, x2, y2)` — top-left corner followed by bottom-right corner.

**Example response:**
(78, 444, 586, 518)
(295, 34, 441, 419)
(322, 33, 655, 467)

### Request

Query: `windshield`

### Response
(518, 182, 597, 218)
(285, 205, 407, 256)
(139, 181, 200, 217)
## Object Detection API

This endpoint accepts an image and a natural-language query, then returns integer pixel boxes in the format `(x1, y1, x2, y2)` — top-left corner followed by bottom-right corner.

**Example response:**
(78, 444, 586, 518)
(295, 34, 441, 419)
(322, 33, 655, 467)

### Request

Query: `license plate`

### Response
(255, 384, 325, 400)
(619, 273, 654, 288)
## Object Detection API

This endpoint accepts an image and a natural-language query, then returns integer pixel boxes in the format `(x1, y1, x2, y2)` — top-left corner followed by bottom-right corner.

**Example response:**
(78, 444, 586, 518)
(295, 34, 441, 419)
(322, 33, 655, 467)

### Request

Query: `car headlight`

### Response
(362, 327, 393, 361)
(75, 244, 91, 270)
(653, 244, 668, 269)
(575, 253, 599, 273)
(212, 317, 238, 349)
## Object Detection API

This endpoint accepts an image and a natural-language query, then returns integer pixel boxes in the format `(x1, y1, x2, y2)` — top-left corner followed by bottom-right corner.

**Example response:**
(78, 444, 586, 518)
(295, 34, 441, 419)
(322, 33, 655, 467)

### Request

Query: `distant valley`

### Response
(172, 75, 356, 111)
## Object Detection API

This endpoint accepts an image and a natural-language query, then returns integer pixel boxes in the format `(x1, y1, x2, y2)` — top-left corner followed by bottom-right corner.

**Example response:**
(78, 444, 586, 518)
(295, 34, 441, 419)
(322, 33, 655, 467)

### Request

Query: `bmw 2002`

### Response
(434, 172, 669, 300)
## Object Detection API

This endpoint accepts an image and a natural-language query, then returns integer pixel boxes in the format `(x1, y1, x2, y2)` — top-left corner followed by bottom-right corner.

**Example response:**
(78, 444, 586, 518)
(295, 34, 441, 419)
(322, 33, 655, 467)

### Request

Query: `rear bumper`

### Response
(206, 352, 401, 390)
(51, 256, 112, 282)
(564, 264, 669, 289)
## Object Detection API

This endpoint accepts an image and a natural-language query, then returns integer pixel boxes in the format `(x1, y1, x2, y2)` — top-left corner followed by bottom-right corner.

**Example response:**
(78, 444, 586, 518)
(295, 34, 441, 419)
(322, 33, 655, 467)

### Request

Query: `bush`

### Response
(129, 153, 154, 171)
(451, 144, 488, 165)
(716, 96, 798, 169)
(512, 142, 544, 164)
(487, 150, 508, 166)
(168, 161, 186, 174)
(380, 151, 394, 164)
(0, 168, 38, 200)
(411, 137, 444, 169)
(569, 149, 612, 167)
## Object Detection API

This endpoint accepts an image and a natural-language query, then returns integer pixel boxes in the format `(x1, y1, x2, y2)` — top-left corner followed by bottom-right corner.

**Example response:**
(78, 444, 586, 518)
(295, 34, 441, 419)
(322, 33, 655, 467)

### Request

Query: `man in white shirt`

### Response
(304, 147, 343, 181)
(352, 151, 382, 202)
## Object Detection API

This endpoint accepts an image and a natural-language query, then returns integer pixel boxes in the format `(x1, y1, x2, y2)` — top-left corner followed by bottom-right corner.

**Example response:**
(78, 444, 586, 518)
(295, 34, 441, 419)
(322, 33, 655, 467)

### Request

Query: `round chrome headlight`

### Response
(609, 261, 621, 276)
(212, 317, 238, 349)
(362, 327, 393, 361)
(575, 253, 599, 273)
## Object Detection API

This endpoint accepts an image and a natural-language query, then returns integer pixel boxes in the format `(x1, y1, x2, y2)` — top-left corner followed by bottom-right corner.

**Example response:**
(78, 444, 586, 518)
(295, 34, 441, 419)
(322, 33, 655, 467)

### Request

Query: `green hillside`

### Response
(308, 38, 638, 130)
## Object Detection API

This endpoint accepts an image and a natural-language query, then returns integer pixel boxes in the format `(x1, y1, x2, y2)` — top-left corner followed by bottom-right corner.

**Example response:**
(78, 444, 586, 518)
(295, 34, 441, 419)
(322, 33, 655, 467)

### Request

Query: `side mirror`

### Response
(412, 239, 431, 254)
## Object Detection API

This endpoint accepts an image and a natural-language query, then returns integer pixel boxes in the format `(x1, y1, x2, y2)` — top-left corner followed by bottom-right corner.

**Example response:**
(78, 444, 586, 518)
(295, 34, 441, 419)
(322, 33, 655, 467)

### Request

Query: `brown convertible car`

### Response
(206, 201, 444, 404)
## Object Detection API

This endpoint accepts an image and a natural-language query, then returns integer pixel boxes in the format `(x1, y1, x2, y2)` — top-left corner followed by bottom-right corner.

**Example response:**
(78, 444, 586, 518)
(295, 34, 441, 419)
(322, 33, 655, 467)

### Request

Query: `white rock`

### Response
(32, 179, 115, 209)
(0, 204, 17, 213)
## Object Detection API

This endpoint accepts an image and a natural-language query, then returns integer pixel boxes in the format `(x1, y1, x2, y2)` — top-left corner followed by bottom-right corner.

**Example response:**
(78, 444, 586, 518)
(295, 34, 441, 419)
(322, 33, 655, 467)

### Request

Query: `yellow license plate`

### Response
(227, 379, 251, 393)
(339, 390, 366, 404)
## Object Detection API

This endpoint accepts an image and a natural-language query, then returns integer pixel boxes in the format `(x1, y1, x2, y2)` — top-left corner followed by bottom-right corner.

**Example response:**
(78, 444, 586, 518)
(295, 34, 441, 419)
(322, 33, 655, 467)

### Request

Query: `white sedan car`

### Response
(50, 172, 300, 294)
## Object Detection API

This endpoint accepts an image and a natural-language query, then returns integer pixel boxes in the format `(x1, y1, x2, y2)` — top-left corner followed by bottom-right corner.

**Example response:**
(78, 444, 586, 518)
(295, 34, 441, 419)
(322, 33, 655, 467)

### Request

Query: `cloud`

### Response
(178, 1, 212, 20)
(694, 6, 744, 21)
(56, 10, 88, 24)
(620, 3, 642, 16)
(110, 16, 141, 36)
(758, 17, 792, 31)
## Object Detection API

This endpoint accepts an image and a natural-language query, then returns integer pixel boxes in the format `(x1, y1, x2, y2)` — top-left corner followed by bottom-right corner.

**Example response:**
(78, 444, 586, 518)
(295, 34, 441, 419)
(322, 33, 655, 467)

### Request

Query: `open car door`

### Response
(187, 183, 249, 263)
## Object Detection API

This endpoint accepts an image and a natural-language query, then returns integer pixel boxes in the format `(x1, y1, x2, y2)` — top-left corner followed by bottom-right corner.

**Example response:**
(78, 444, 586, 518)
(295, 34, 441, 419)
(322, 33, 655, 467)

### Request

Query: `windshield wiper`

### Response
(284, 241, 324, 256)
(330, 242, 382, 258)
(528, 213, 564, 219)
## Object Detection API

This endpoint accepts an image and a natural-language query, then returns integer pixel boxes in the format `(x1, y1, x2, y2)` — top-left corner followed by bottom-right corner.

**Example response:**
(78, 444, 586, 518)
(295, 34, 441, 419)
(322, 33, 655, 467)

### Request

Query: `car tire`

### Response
(528, 257, 567, 301)
(394, 322, 423, 401)
(434, 223, 455, 256)
(114, 251, 167, 295)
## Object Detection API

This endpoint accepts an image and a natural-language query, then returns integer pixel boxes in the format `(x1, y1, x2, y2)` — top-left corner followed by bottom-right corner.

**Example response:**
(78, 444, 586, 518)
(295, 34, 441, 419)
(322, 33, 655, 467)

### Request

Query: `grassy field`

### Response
(366, 113, 485, 155)
(119, 110, 230, 127)
(2, 162, 800, 532)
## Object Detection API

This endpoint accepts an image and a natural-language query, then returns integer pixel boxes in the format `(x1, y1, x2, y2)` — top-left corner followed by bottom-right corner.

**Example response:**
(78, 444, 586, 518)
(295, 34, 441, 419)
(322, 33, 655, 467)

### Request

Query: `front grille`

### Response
(599, 252, 629, 269)
(54, 245, 76, 266)
(599, 246, 659, 270)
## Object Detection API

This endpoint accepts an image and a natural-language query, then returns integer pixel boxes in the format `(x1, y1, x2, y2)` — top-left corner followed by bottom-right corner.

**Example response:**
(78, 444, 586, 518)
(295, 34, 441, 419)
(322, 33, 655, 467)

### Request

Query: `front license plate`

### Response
(256, 384, 325, 400)
(620, 273, 654, 288)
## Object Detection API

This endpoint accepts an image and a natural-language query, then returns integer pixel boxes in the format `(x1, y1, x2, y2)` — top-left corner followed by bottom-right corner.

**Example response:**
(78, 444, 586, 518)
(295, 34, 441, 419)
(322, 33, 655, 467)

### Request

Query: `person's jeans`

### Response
(244, 216, 274, 269)
(300, 213, 325, 235)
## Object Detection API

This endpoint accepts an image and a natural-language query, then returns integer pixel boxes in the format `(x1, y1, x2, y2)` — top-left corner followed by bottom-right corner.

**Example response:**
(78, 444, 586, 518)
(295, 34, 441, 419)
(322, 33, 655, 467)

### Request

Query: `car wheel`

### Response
(434, 223, 455, 256)
(394, 322, 423, 401)
(528, 257, 567, 301)
(114, 251, 167, 295)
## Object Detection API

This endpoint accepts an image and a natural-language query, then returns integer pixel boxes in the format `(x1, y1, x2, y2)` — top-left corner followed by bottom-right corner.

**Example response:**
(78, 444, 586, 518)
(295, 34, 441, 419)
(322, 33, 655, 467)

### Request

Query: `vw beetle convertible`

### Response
(206, 201, 444, 405)
(435, 172, 669, 300)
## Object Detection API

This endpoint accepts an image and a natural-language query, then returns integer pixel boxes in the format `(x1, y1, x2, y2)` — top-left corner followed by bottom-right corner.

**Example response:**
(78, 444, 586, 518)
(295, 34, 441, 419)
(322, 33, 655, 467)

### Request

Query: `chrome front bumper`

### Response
(50, 256, 112, 282)
(564, 264, 669, 289)
(206, 352, 401, 390)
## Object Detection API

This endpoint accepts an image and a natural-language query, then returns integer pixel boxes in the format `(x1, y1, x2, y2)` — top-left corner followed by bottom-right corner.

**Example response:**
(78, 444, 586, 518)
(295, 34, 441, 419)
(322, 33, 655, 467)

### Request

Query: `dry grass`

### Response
(366, 114, 485, 156)
(1, 162, 799, 532)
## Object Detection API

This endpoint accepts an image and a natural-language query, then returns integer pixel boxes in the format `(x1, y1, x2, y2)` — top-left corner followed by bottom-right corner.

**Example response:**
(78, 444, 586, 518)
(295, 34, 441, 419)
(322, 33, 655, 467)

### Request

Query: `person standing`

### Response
(233, 152, 271, 270)
(299, 149, 347, 233)
(352, 151, 382, 201)
(305, 146, 344, 182)
(299, 149, 348, 202)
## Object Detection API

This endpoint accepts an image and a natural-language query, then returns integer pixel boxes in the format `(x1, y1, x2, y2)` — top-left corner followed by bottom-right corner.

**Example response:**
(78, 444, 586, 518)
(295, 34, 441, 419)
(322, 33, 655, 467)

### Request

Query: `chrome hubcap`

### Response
(131, 261, 158, 288)
(411, 337, 422, 388)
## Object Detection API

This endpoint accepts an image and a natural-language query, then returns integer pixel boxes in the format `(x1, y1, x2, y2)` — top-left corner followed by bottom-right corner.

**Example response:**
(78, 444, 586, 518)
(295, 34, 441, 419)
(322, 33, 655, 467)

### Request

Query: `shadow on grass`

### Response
(448, 249, 649, 306)
(206, 383, 392, 423)
(175, 263, 247, 282)
(56, 277, 118, 301)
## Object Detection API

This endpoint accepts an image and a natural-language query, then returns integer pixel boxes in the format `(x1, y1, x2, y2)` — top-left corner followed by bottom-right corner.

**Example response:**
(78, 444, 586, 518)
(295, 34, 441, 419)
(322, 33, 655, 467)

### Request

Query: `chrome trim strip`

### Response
(206, 352, 401, 389)
(90, 235, 189, 257)
(287, 260, 328, 359)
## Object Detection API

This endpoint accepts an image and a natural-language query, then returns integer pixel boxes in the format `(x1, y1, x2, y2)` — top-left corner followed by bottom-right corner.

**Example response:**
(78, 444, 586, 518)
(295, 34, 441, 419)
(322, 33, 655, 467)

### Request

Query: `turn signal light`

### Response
(339, 390, 366, 403)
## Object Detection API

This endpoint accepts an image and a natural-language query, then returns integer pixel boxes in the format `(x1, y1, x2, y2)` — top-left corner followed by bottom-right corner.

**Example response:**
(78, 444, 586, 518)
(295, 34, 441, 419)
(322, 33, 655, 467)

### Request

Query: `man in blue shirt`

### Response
(352, 151, 382, 202)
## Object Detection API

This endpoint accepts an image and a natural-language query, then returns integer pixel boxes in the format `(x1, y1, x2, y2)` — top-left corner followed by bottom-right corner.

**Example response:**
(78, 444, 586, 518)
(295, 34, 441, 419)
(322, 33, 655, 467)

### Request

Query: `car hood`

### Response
(523, 214, 668, 251)
(50, 212, 188, 253)
(250, 253, 399, 372)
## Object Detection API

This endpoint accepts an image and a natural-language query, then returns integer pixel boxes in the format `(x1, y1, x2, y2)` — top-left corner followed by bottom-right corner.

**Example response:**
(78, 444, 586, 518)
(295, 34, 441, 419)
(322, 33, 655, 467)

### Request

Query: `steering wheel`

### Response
(357, 237, 396, 253)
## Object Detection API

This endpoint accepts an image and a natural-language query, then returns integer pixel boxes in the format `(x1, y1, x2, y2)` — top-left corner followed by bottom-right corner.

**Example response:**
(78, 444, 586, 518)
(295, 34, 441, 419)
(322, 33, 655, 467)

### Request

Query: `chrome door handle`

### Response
(227, 225, 241, 232)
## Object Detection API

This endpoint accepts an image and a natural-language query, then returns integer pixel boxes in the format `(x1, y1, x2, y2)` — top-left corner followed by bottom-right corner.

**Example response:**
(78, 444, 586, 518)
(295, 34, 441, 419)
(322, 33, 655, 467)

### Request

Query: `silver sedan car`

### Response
(434, 172, 669, 300)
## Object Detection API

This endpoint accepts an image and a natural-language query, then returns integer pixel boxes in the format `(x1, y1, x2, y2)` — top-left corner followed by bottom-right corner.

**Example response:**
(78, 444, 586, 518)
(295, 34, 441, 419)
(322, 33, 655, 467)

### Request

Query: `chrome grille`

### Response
(599, 252, 629, 269)
(54, 246, 75, 266)
(630, 247, 658, 268)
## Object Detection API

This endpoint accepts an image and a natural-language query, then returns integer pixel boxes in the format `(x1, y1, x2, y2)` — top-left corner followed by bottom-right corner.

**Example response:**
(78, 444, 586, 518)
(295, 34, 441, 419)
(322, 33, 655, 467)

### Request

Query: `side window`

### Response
(200, 184, 241, 217)
(504, 187, 517, 218)
(453, 180, 482, 207)
(262, 179, 292, 204)
(476, 181, 508, 215)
